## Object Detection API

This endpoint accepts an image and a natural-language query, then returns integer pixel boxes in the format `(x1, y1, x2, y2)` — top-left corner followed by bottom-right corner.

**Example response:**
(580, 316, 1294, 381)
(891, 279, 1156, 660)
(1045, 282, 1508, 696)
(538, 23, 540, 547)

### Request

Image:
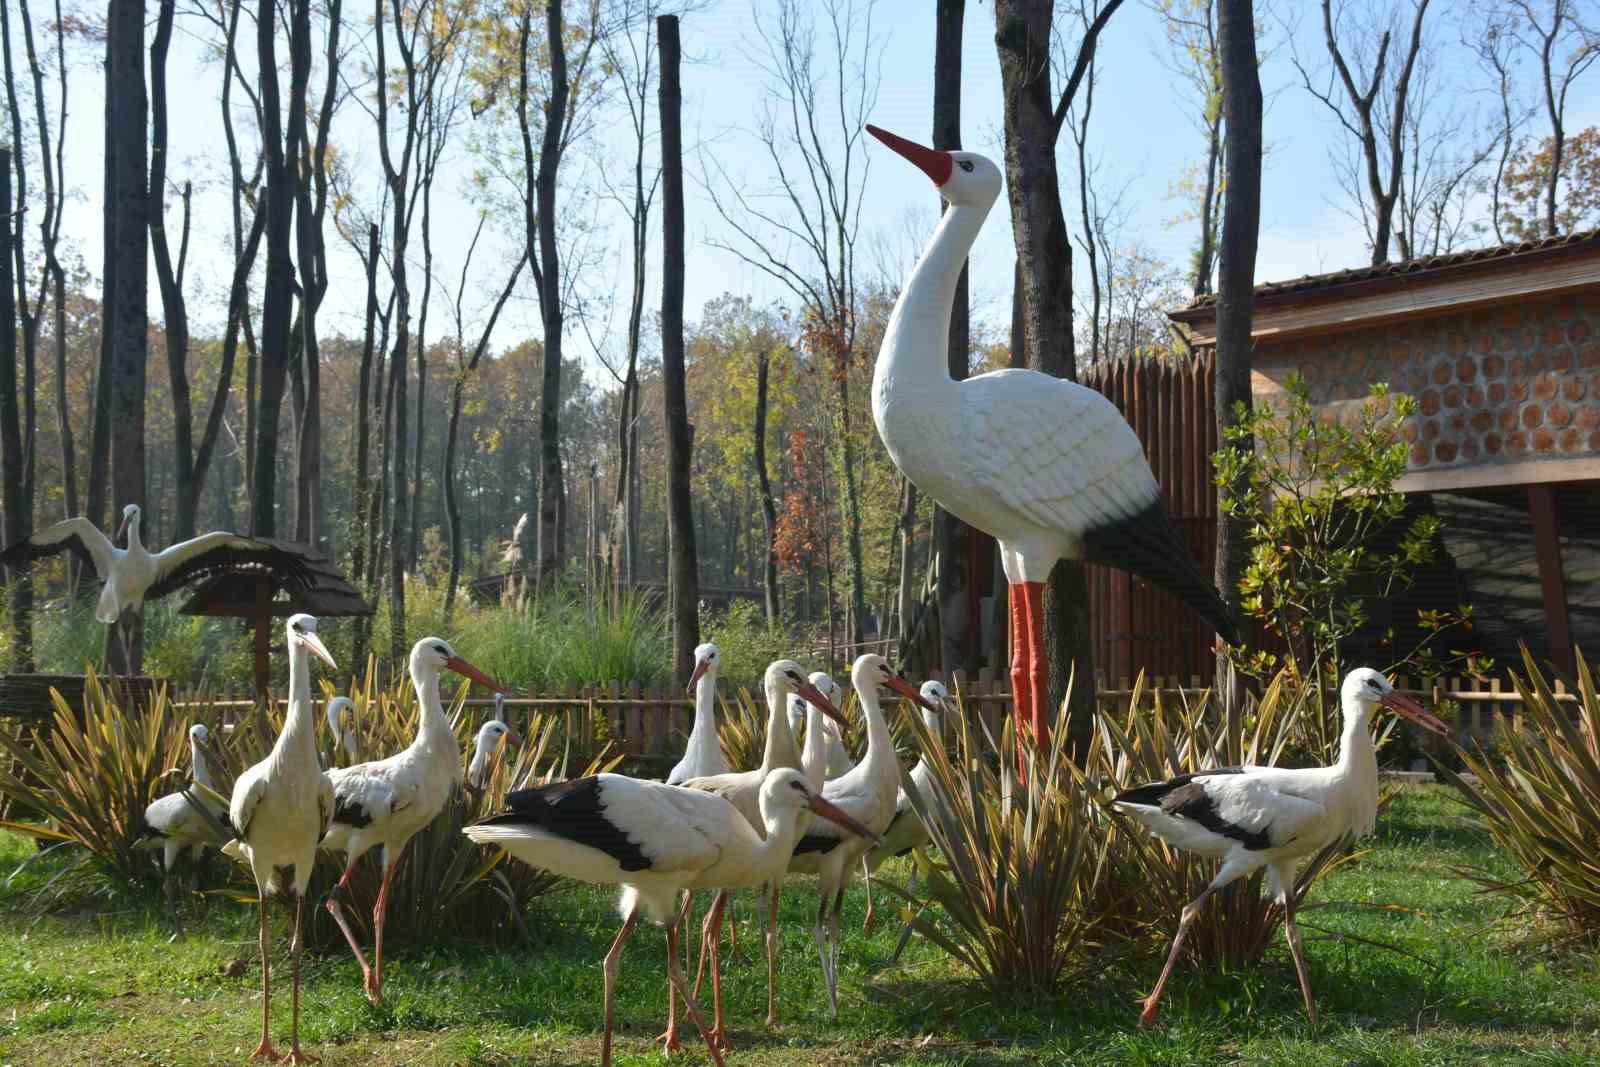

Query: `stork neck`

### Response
(1334, 701, 1378, 775)
(275, 645, 320, 763)
(689, 669, 719, 749)
(857, 687, 894, 771)
(759, 680, 802, 773)
(802, 700, 830, 785)
(875, 197, 991, 394)
(125, 513, 144, 554)
(412, 667, 458, 752)
(190, 738, 213, 789)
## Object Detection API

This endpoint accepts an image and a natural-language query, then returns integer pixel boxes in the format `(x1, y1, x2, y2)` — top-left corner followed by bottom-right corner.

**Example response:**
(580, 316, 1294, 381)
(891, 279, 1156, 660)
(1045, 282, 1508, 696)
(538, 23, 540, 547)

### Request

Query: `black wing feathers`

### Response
(1116, 768, 1272, 851)
(479, 776, 653, 872)
(0, 531, 98, 575)
(146, 538, 318, 600)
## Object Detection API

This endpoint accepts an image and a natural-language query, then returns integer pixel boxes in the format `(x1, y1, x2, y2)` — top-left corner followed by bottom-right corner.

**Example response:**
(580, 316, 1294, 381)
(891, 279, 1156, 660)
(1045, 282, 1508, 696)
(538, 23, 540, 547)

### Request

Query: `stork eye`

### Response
(957, 159, 974, 173)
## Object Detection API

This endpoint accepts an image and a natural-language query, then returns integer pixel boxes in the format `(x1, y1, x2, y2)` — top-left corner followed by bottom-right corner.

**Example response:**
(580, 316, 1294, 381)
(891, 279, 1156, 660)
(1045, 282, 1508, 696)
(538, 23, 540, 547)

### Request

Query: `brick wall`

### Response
(1251, 291, 1600, 473)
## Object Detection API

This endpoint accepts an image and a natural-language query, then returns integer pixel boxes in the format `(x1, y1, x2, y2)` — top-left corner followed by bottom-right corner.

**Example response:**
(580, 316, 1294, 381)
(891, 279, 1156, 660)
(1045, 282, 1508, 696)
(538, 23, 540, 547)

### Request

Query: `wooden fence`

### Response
(1080, 353, 1221, 686)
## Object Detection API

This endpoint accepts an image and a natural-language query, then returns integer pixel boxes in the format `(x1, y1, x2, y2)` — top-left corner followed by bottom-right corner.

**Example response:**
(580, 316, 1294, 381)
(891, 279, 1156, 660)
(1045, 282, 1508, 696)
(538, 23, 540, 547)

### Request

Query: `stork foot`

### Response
(363, 973, 384, 1005)
(706, 1025, 732, 1054)
(654, 1027, 683, 1055)
(278, 1046, 320, 1064)
(250, 1040, 280, 1061)
(1137, 999, 1160, 1028)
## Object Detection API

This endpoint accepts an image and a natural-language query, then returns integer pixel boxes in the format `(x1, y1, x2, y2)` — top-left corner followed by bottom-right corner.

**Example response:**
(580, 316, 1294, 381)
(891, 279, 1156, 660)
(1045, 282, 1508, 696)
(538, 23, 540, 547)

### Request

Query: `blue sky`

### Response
(42, 0, 1593, 376)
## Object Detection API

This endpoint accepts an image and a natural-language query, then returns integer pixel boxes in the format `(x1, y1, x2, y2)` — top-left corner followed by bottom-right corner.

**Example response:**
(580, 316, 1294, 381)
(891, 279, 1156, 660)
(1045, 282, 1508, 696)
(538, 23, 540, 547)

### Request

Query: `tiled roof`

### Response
(1174, 229, 1600, 316)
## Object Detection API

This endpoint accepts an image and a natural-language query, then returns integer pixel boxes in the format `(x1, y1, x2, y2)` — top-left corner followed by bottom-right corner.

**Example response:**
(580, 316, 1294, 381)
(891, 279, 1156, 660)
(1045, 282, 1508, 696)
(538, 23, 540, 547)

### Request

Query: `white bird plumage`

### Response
(1113, 667, 1449, 1026)
(464, 767, 877, 1067)
(467, 716, 520, 793)
(863, 125, 1236, 747)
(319, 636, 503, 1004)
(221, 612, 337, 1065)
(324, 695, 358, 766)
(140, 723, 224, 873)
(792, 671, 851, 789)
(666, 642, 730, 785)
(866, 679, 953, 869)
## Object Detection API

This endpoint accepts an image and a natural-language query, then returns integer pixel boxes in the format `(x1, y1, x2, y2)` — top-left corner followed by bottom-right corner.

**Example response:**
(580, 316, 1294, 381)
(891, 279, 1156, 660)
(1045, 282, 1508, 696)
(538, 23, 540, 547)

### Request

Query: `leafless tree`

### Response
(1504, 0, 1600, 235)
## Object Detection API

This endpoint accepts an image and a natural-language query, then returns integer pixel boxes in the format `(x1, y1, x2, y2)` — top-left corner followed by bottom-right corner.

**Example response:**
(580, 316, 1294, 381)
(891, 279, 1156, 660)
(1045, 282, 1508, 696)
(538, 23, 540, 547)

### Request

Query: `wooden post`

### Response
(1528, 484, 1575, 677)
(252, 572, 273, 698)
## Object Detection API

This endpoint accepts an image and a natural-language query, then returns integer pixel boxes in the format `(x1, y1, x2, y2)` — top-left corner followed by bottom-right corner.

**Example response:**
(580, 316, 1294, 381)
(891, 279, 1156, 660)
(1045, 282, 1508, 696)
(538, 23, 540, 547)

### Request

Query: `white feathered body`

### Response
(788, 685, 898, 882)
(226, 722, 331, 897)
(142, 737, 224, 870)
(321, 720, 462, 864)
(866, 754, 937, 871)
(666, 664, 729, 786)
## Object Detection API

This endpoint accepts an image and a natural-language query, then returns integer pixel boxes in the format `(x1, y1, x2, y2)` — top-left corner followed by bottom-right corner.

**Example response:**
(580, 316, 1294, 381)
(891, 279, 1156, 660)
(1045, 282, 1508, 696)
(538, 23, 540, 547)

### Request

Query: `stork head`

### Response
(920, 679, 956, 724)
(686, 642, 720, 696)
(410, 637, 505, 692)
(115, 503, 141, 544)
(326, 695, 354, 732)
(866, 125, 1002, 208)
(765, 659, 848, 735)
(1342, 667, 1449, 737)
(759, 768, 883, 845)
(287, 613, 337, 670)
(475, 717, 520, 755)
(851, 653, 941, 713)
(188, 723, 209, 744)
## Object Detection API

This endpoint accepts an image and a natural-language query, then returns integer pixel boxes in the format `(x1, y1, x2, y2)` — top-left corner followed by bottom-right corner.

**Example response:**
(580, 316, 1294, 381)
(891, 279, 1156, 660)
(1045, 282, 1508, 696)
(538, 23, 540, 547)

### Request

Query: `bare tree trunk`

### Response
(660, 13, 699, 685)
(350, 224, 380, 671)
(754, 346, 780, 625)
(994, 0, 1120, 753)
(104, 0, 149, 674)
(1214, 0, 1262, 729)
(0, 150, 32, 668)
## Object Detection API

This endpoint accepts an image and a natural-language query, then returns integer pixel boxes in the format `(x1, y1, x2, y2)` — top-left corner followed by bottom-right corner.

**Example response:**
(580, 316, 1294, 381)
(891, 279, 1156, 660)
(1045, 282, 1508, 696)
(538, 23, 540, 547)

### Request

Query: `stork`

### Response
(139, 723, 225, 877)
(862, 679, 955, 931)
(319, 637, 504, 1004)
(791, 671, 851, 789)
(666, 643, 731, 785)
(324, 696, 358, 767)
(0, 503, 315, 666)
(221, 613, 337, 1064)
(464, 768, 878, 1067)
(678, 660, 847, 1041)
(784, 654, 935, 1018)
(864, 124, 1238, 749)
(1114, 667, 1448, 1026)
(467, 717, 521, 795)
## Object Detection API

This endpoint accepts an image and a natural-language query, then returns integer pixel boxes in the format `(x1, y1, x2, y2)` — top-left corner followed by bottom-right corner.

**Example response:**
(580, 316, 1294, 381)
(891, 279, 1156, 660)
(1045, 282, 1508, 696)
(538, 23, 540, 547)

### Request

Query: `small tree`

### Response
(1214, 376, 1486, 757)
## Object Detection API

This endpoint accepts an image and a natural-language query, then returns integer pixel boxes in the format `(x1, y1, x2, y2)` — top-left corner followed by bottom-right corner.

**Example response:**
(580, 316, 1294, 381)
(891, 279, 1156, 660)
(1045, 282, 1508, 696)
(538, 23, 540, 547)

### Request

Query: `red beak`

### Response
(446, 655, 505, 693)
(114, 514, 131, 545)
(1380, 688, 1450, 737)
(796, 681, 849, 738)
(885, 673, 939, 712)
(808, 792, 883, 847)
(505, 730, 522, 749)
(866, 124, 953, 186)
(686, 656, 711, 697)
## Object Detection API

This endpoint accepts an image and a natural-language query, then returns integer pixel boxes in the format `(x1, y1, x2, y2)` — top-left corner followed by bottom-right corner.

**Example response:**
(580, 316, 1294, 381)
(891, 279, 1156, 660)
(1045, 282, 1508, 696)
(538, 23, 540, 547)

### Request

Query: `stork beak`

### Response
(807, 792, 883, 847)
(886, 673, 940, 712)
(797, 681, 849, 737)
(505, 730, 522, 749)
(866, 124, 953, 187)
(1380, 688, 1450, 737)
(445, 655, 504, 693)
(300, 631, 338, 670)
(114, 513, 131, 544)
(686, 656, 711, 697)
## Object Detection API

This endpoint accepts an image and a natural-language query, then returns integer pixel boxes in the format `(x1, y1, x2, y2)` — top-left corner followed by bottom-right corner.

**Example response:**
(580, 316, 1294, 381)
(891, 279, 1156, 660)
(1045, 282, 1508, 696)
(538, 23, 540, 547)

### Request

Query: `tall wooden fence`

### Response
(1080, 353, 1221, 686)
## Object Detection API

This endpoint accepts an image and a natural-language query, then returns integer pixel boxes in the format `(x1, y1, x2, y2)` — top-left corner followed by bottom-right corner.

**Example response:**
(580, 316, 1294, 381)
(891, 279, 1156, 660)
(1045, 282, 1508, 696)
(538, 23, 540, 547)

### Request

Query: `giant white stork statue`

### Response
(864, 125, 1238, 746)
(319, 637, 503, 1004)
(464, 768, 878, 1067)
(0, 503, 316, 664)
(221, 613, 337, 1064)
(1113, 667, 1448, 1026)
(666, 642, 731, 785)
(787, 654, 939, 1019)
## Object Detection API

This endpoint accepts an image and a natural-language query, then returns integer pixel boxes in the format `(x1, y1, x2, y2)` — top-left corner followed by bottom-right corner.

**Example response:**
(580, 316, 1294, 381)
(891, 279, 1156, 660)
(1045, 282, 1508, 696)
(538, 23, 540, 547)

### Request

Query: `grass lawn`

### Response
(1, 784, 1597, 1066)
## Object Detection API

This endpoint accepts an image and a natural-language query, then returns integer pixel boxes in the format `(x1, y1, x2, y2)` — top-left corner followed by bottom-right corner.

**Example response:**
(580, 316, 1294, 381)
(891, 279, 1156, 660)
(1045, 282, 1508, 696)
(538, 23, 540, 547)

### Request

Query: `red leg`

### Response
(659, 892, 693, 1054)
(284, 895, 320, 1063)
(665, 916, 725, 1067)
(601, 906, 640, 1067)
(1008, 582, 1033, 746)
(1021, 581, 1050, 749)
(368, 852, 397, 1005)
(324, 860, 374, 991)
(250, 903, 278, 1061)
(705, 892, 730, 1052)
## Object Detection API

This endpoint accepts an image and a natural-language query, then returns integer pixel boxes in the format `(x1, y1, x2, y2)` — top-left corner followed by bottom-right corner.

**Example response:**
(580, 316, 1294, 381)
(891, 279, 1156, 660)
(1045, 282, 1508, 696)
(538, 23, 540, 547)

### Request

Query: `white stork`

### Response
(463, 767, 878, 1067)
(1114, 667, 1448, 1026)
(0, 503, 316, 664)
(221, 613, 337, 1064)
(677, 660, 848, 1041)
(864, 124, 1238, 749)
(466, 717, 521, 795)
(319, 636, 503, 1004)
(324, 695, 358, 767)
(139, 723, 225, 876)
(791, 670, 851, 788)
(666, 642, 731, 785)
(786, 653, 937, 1019)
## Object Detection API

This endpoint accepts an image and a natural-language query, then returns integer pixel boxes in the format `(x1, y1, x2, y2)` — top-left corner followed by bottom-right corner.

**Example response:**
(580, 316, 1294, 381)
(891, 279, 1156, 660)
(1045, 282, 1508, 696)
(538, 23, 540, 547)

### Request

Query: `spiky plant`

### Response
(1439, 649, 1600, 939)
(716, 687, 768, 772)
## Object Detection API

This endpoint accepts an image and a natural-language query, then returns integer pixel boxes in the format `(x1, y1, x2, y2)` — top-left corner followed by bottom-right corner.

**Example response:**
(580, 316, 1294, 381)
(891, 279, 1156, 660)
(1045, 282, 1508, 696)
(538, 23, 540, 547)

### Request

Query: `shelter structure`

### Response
(178, 542, 372, 694)
(1170, 229, 1600, 675)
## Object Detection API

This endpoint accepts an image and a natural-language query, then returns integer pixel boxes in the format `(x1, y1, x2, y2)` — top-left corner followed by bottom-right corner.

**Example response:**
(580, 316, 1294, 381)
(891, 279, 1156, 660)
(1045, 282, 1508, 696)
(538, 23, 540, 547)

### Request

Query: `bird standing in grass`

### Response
(667, 643, 730, 786)
(464, 767, 879, 1067)
(1113, 667, 1449, 1026)
(140, 723, 225, 878)
(319, 637, 504, 1004)
(222, 614, 337, 1064)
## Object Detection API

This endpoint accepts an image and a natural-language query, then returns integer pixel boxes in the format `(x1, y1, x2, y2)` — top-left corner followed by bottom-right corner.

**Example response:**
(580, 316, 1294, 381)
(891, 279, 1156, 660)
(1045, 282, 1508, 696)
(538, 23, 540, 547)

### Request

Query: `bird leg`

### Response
(664, 915, 725, 1067)
(1140, 884, 1216, 1027)
(282, 894, 320, 1064)
(1008, 583, 1034, 751)
(891, 859, 923, 963)
(703, 891, 731, 1052)
(861, 858, 875, 932)
(1282, 891, 1319, 1028)
(657, 891, 693, 1054)
(324, 862, 375, 992)
(1021, 580, 1049, 747)
(600, 906, 640, 1067)
(250, 903, 278, 1062)
(763, 880, 782, 1029)
(824, 886, 845, 1020)
(368, 853, 397, 1005)
(811, 895, 833, 1020)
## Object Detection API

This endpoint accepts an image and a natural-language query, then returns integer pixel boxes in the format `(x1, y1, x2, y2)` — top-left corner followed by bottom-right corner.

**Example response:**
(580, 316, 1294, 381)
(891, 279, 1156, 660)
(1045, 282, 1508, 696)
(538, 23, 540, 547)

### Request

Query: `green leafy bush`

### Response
(1440, 649, 1600, 939)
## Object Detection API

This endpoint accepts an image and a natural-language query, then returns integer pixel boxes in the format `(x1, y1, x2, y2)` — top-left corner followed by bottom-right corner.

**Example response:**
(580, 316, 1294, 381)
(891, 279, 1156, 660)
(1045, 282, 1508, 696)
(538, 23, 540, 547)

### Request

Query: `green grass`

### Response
(1, 785, 1597, 1066)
